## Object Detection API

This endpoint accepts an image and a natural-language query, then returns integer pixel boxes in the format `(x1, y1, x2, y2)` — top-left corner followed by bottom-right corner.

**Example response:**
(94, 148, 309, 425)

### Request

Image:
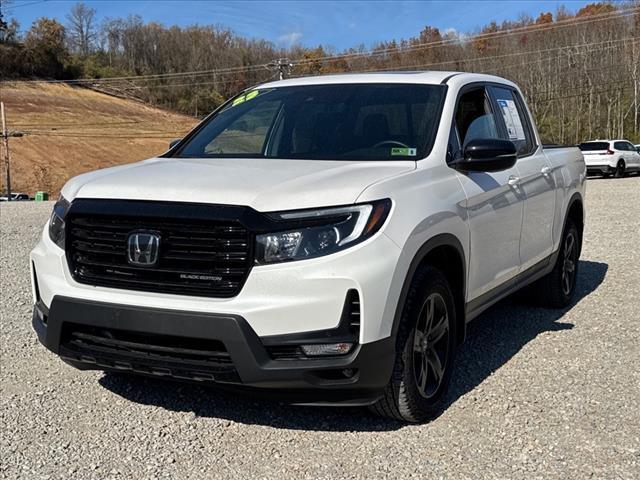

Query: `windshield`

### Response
(174, 83, 446, 160)
(579, 142, 609, 151)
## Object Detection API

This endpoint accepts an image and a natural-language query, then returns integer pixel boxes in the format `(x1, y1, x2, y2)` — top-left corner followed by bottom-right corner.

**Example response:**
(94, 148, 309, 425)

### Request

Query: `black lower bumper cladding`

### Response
(33, 296, 394, 405)
(587, 165, 614, 174)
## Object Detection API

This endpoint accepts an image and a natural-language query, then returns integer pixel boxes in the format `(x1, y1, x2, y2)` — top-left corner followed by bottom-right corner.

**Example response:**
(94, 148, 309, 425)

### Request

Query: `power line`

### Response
(477, 52, 640, 77)
(12, 63, 273, 85)
(66, 37, 637, 93)
(9, 120, 146, 128)
(7, 0, 48, 9)
(15, 78, 637, 139)
(348, 36, 640, 75)
(121, 74, 271, 89)
(529, 78, 637, 98)
(5, 6, 637, 87)
(23, 131, 188, 138)
(289, 7, 639, 69)
(535, 85, 636, 103)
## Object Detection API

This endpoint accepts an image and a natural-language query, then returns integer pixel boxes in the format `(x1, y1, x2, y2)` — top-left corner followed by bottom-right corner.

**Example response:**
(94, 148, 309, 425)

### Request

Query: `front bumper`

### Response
(33, 297, 395, 405)
(31, 221, 402, 343)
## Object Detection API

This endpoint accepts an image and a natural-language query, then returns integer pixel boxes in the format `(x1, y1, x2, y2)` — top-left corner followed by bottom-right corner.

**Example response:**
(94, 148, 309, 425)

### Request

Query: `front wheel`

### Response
(370, 266, 457, 423)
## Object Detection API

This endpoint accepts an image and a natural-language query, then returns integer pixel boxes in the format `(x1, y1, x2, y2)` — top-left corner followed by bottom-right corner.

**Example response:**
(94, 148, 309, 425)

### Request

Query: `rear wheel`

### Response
(370, 266, 457, 423)
(529, 219, 580, 308)
(615, 160, 626, 178)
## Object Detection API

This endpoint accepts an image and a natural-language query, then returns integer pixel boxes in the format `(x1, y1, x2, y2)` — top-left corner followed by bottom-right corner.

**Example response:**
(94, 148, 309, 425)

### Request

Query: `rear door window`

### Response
(489, 86, 535, 156)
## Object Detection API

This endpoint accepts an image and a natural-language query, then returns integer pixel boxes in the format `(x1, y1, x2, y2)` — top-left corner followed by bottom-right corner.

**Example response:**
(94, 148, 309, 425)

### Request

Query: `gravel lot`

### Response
(1, 177, 639, 479)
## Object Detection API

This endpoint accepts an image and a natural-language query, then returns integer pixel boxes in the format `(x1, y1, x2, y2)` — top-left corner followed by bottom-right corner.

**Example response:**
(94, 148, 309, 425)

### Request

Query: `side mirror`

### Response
(169, 138, 182, 149)
(453, 138, 517, 172)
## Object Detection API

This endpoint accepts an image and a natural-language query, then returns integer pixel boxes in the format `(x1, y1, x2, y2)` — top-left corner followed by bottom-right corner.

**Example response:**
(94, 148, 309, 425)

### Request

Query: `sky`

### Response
(6, 0, 598, 50)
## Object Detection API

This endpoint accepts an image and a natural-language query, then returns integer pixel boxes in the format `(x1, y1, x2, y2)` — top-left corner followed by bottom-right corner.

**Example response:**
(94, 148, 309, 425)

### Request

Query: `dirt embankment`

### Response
(0, 82, 197, 197)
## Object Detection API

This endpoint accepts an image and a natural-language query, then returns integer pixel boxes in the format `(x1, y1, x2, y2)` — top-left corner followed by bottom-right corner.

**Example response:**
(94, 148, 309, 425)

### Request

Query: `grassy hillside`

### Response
(0, 82, 198, 197)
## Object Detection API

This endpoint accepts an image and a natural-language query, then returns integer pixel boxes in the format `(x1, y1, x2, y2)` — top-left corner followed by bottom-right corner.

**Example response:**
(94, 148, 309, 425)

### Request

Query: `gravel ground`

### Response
(1, 177, 639, 479)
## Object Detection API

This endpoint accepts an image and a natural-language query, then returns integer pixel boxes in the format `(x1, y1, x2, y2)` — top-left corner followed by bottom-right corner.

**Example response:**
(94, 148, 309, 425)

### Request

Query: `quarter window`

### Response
(490, 86, 535, 156)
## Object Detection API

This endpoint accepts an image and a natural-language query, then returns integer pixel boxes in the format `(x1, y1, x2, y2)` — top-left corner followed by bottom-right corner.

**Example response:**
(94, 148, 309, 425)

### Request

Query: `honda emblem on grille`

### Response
(127, 231, 160, 266)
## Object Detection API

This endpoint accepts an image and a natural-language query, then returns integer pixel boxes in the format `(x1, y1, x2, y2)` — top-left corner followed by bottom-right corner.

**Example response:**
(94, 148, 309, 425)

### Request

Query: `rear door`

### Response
(489, 85, 556, 270)
(623, 141, 640, 169)
(613, 141, 628, 167)
(449, 84, 523, 302)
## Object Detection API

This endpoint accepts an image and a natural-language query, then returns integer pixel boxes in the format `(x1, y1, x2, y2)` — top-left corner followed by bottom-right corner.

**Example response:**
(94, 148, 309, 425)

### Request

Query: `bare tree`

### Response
(66, 1, 96, 56)
(0, 0, 13, 43)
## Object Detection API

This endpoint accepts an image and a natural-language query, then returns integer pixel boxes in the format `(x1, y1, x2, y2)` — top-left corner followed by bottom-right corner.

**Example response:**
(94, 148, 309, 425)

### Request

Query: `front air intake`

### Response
(266, 289, 361, 360)
(345, 289, 361, 336)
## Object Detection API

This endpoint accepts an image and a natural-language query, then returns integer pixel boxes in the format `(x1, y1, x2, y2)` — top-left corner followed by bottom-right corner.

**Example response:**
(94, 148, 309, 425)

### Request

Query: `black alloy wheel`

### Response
(413, 292, 450, 399)
(561, 229, 578, 297)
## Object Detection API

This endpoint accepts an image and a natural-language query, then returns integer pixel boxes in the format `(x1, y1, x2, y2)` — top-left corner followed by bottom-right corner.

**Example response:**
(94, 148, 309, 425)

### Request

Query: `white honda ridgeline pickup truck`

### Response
(31, 72, 586, 422)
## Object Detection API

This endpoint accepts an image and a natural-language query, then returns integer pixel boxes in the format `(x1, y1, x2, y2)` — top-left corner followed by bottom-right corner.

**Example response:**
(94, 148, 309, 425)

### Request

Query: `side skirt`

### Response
(464, 249, 560, 322)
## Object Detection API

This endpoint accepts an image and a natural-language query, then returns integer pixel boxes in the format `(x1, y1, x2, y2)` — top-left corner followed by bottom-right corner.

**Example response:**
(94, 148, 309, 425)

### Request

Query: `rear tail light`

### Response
(603, 149, 614, 155)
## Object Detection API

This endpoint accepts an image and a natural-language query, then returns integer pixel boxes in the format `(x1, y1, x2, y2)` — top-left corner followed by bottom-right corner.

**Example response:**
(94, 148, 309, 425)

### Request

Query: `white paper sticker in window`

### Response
(497, 99, 526, 141)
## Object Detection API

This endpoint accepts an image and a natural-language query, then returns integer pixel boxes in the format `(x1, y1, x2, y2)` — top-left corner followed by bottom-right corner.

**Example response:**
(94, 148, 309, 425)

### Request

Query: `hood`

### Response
(62, 157, 415, 211)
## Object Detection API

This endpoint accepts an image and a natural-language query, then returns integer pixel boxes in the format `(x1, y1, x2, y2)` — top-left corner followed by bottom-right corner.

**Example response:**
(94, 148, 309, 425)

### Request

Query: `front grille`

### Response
(59, 323, 241, 383)
(67, 212, 252, 298)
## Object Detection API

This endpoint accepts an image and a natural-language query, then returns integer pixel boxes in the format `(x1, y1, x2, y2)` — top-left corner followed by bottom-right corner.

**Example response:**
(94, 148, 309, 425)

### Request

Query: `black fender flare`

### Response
(563, 191, 584, 253)
(390, 233, 467, 343)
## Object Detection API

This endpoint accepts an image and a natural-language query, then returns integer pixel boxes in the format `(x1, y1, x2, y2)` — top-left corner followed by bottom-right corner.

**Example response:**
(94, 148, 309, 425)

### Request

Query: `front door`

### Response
(449, 85, 523, 302)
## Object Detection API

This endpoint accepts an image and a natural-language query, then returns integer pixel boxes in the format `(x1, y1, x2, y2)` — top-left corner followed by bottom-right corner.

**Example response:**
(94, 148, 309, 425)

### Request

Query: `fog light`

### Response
(342, 368, 355, 378)
(301, 343, 353, 356)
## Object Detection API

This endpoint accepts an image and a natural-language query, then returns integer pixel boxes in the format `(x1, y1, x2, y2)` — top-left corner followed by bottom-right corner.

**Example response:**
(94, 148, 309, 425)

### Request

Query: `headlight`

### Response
(255, 199, 391, 264)
(48, 196, 70, 249)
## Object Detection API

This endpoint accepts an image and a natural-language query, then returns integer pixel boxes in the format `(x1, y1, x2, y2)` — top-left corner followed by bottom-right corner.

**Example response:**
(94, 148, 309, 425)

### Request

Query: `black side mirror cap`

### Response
(169, 138, 182, 149)
(453, 138, 518, 172)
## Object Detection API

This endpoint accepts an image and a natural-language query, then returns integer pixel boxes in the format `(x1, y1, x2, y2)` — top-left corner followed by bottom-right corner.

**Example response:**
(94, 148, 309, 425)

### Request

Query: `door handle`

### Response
(541, 166, 552, 177)
(507, 175, 520, 187)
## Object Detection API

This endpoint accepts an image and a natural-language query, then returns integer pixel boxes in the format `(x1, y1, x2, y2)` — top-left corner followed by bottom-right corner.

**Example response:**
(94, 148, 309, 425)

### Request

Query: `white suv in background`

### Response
(579, 139, 640, 177)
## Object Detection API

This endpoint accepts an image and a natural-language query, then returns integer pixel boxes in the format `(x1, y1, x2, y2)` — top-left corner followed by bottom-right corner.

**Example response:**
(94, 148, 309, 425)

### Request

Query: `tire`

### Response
(370, 266, 457, 423)
(530, 219, 580, 308)
(615, 160, 626, 178)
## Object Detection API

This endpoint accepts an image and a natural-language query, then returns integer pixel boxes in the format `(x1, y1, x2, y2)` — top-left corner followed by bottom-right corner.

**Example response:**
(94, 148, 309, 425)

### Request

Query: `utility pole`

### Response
(269, 58, 292, 80)
(1, 102, 11, 201)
